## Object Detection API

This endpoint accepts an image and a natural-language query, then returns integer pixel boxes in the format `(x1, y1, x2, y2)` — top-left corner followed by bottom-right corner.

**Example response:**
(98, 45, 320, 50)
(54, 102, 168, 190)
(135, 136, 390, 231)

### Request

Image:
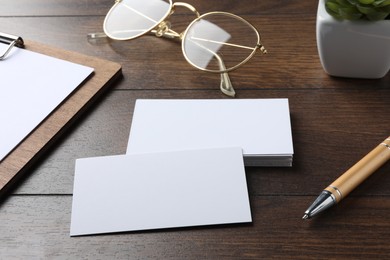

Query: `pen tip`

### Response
(302, 214, 309, 220)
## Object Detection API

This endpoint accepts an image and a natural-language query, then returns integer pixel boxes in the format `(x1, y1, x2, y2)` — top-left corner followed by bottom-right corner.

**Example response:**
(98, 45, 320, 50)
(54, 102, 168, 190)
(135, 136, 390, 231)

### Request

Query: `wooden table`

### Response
(1, 0, 389, 258)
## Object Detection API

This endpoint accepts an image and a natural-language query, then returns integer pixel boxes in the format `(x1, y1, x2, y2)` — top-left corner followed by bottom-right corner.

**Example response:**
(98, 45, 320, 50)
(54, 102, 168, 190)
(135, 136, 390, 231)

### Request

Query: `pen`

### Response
(303, 136, 390, 219)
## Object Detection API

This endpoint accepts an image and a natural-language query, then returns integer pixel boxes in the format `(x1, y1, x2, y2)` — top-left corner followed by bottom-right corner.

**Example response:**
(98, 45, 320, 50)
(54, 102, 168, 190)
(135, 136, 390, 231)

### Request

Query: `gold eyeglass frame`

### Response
(99, 0, 267, 97)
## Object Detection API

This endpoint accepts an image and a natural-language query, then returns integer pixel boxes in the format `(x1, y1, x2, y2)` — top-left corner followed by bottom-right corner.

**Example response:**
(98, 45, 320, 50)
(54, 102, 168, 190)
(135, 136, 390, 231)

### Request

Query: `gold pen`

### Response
(303, 136, 390, 219)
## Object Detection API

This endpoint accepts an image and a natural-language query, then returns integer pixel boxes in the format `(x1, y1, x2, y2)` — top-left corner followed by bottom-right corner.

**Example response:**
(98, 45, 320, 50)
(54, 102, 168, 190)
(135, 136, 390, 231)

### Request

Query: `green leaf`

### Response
(336, 0, 355, 6)
(356, 4, 377, 14)
(339, 7, 364, 19)
(325, 0, 390, 19)
(374, 0, 390, 14)
(366, 10, 390, 19)
(358, 0, 375, 4)
(373, 0, 390, 7)
(326, 1, 341, 13)
(347, 0, 360, 5)
(325, 5, 344, 19)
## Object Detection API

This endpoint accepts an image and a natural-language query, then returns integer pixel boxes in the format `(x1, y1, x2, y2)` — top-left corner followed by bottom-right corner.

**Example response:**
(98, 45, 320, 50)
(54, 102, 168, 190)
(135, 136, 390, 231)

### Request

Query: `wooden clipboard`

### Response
(0, 39, 122, 197)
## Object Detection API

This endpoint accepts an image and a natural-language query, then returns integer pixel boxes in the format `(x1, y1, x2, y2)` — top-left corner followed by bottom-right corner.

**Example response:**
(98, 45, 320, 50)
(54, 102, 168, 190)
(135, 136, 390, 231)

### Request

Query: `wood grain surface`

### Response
(1, 0, 389, 259)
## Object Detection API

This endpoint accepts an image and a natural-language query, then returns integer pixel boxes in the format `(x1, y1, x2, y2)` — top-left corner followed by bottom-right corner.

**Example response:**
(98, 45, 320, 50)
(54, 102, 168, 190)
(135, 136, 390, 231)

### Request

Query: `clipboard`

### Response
(0, 33, 122, 197)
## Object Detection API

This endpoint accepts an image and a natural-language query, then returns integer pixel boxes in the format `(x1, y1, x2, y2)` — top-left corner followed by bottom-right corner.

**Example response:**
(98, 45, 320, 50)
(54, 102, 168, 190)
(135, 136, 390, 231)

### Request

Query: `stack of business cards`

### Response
(70, 98, 294, 236)
(127, 99, 294, 166)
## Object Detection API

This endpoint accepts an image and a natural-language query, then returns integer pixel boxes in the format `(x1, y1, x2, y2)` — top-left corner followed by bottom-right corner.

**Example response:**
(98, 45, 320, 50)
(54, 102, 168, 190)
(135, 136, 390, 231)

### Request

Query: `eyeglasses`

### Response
(90, 0, 267, 97)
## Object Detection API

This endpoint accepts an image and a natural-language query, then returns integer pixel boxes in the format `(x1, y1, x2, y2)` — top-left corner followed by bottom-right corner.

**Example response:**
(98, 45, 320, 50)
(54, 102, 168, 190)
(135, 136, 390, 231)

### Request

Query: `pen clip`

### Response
(0, 32, 24, 60)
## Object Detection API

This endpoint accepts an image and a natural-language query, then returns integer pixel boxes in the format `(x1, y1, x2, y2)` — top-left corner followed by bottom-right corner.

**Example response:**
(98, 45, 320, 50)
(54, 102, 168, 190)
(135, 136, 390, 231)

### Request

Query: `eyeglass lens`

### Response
(104, 0, 172, 40)
(182, 13, 260, 73)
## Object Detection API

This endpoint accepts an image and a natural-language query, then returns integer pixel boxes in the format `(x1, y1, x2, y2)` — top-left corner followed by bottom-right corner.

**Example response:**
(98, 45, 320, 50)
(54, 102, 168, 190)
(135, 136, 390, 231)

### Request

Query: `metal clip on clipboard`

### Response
(0, 32, 24, 60)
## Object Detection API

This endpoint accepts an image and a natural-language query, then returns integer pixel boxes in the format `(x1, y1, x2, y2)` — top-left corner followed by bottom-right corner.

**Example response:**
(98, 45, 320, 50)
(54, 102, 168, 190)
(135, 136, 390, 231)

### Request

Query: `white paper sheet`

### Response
(126, 99, 293, 165)
(0, 43, 93, 161)
(70, 147, 251, 236)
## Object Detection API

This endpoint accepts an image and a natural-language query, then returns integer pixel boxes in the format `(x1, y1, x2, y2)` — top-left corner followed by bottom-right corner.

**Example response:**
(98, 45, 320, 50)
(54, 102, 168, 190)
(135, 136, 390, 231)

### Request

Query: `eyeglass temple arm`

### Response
(213, 52, 236, 98)
(189, 40, 235, 97)
(219, 62, 235, 98)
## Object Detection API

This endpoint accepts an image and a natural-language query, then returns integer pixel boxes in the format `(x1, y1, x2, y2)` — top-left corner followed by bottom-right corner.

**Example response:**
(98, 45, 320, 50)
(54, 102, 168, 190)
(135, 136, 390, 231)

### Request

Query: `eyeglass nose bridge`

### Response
(153, 2, 200, 40)
(154, 21, 172, 37)
(257, 44, 267, 54)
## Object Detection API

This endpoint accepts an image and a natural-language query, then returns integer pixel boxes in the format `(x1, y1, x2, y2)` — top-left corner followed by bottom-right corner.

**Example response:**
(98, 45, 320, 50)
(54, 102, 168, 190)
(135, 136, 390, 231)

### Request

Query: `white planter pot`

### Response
(316, 0, 390, 78)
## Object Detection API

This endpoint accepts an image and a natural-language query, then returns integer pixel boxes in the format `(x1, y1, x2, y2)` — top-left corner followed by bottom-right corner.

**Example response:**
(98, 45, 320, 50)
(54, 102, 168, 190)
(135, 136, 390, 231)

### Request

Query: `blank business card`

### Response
(127, 99, 294, 166)
(70, 147, 251, 236)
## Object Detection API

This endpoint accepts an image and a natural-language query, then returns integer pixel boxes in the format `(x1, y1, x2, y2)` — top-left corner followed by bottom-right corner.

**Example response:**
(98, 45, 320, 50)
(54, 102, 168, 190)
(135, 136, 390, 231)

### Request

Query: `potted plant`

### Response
(316, 0, 390, 78)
